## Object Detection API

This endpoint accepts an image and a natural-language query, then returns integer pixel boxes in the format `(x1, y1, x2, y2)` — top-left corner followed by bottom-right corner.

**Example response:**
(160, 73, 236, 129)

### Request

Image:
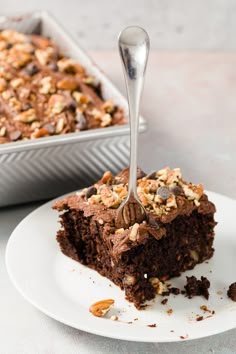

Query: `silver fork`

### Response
(115, 26, 150, 229)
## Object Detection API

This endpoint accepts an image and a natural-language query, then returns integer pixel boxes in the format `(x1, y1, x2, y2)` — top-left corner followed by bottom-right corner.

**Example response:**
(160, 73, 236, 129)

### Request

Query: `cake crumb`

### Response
(69, 268, 75, 272)
(134, 318, 138, 321)
(196, 316, 204, 321)
(217, 290, 223, 295)
(147, 323, 157, 328)
(167, 308, 173, 315)
(180, 334, 189, 340)
(110, 315, 118, 321)
(227, 282, 236, 302)
(184, 276, 210, 299)
(161, 298, 168, 305)
(200, 305, 210, 312)
(170, 330, 175, 332)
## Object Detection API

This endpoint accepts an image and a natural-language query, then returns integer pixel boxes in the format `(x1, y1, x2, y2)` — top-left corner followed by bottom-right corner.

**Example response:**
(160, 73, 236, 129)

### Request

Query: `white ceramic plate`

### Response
(5, 191, 236, 342)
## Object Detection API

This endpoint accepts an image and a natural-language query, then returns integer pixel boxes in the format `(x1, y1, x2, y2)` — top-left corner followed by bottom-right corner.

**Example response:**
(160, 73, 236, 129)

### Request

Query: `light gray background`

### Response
(0, 1, 236, 353)
(1, 0, 236, 50)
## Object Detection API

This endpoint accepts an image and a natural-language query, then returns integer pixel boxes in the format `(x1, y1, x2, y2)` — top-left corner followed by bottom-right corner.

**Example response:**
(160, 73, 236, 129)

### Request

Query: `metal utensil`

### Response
(116, 26, 150, 229)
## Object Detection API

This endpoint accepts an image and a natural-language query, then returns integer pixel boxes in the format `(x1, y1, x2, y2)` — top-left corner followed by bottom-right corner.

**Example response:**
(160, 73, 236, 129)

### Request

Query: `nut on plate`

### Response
(89, 299, 115, 317)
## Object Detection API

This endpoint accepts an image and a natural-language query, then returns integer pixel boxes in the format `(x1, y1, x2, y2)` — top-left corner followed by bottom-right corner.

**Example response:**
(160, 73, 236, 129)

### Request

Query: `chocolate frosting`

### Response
(53, 183, 216, 260)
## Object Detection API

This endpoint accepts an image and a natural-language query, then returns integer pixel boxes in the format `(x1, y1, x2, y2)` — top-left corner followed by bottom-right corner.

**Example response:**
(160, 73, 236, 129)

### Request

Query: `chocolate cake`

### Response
(0, 30, 125, 144)
(53, 167, 217, 309)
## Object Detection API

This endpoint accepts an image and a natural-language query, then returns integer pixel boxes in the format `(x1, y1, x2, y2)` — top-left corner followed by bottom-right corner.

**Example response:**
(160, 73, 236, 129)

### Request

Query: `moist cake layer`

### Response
(53, 167, 216, 308)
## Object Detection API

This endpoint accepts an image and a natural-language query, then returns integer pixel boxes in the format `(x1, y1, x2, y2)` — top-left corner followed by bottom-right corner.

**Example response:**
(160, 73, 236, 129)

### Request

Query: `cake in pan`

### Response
(0, 29, 125, 144)
(53, 167, 216, 309)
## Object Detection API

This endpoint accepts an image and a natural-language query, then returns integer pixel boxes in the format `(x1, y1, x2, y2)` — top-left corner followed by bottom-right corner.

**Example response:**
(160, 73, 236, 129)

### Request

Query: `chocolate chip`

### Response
(86, 186, 97, 199)
(9, 130, 22, 141)
(137, 168, 146, 179)
(43, 123, 55, 135)
(66, 99, 77, 112)
(147, 214, 160, 228)
(23, 63, 39, 76)
(48, 62, 58, 72)
(146, 171, 157, 180)
(76, 112, 87, 131)
(6, 42, 13, 50)
(170, 185, 183, 196)
(21, 102, 32, 111)
(157, 186, 171, 200)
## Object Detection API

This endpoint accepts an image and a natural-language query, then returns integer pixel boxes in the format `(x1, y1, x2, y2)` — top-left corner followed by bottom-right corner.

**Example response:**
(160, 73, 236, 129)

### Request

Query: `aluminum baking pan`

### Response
(0, 11, 147, 207)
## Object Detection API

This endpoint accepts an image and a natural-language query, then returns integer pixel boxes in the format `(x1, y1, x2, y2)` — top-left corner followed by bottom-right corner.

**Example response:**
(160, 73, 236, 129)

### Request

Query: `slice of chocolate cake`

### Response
(53, 167, 216, 309)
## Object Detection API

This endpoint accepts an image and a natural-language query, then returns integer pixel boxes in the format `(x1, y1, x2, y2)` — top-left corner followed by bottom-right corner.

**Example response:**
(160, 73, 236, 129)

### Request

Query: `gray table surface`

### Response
(1, 50, 236, 353)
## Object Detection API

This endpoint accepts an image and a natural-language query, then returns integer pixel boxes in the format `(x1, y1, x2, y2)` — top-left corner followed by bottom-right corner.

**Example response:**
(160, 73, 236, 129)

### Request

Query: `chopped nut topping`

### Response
(39, 76, 53, 94)
(89, 108, 102, 119)
(82, 76, 97, 85)
(0, 29, 126, 144)
(182, 183, 204, 201)
(123, 275, 136, 286)
(2, 90, 13, 100)
(129, 223, 139, 241)
(57, 58, 84, 74)
(100, 186, 120, 208)
(157, 167, 170, 181)
(149, 277, 167, 294)
(0, 78, 7, 92)
(101, 113, 112, 127)
(35, 49, 49, 66)
(166, 195, 177, 209)
(72, 91, 89, 105)
(101, 170, 113, 183)
(0, 126, 6, 137)
(115, 228, 125, 235)
(14, 109, 36, 123)
(190, 250, 199, 262)
(83, 167, 205, 217)
(48, 94, 66, 114)
(102, 100, 115, 113)
(55, 117, 65, 134)
(31, 128, 49, 139)
(57, 77, 78, 91)
(10, 78, 23, 88)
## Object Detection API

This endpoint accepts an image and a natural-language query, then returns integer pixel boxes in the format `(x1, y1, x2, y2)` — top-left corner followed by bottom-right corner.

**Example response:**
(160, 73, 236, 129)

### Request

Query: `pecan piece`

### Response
(14, 108, 36, 123)
(31, 128, 49, 139)
(89, 299, 114, 317)
(9, 130, 22, 141)
(57, 78, 78, 91)
(48, 94, 66, 114)
(0, 78, 7, 92)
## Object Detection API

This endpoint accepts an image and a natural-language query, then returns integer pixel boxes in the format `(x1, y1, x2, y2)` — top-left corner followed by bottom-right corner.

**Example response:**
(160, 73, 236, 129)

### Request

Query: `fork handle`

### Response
(118, 26, 150, 196)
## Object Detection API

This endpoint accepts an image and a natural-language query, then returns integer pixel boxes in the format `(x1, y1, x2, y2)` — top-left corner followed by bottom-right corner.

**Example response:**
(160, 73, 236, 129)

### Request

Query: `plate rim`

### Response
(5, 190, 236, 342)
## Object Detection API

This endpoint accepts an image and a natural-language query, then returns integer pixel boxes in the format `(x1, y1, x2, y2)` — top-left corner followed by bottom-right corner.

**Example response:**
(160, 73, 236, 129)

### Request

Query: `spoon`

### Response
(116, 26, 150, 229)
